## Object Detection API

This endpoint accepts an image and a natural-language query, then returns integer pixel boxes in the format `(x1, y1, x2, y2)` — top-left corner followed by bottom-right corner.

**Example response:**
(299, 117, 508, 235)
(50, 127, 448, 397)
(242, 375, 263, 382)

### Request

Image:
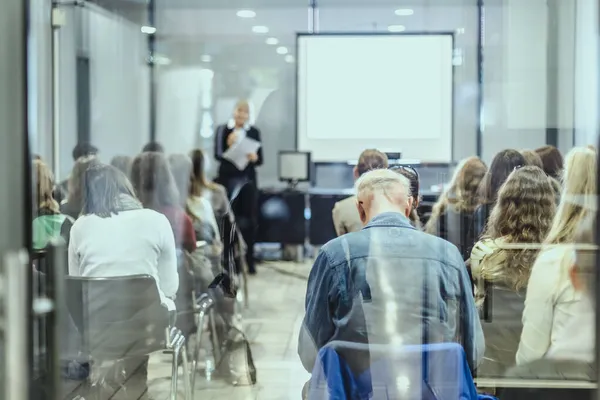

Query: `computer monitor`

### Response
(278, 151, 311, 183)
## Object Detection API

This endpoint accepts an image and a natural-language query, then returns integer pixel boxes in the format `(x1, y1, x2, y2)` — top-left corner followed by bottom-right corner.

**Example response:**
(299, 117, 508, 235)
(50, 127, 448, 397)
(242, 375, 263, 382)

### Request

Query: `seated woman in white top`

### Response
(516, 147, 597, 364)
(68, 163, 179, 310)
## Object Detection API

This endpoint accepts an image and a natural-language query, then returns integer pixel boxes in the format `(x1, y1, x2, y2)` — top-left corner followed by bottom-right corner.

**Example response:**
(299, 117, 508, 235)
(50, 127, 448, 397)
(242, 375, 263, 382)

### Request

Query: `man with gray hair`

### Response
(299, 168, 484, 374)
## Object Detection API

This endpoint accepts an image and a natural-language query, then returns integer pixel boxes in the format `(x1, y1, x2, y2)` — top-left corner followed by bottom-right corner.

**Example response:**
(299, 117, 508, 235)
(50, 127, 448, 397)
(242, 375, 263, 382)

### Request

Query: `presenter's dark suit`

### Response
(214, 124, 263, 274)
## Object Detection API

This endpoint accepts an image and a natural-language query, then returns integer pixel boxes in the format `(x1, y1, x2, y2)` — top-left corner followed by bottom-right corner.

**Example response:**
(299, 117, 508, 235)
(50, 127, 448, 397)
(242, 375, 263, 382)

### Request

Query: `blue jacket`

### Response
(298, 212, 485, 373)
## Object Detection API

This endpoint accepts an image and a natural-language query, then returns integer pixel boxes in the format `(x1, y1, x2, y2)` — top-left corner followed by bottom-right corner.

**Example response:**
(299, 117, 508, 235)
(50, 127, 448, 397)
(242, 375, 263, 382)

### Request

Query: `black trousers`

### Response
(223, 177, 258, 274)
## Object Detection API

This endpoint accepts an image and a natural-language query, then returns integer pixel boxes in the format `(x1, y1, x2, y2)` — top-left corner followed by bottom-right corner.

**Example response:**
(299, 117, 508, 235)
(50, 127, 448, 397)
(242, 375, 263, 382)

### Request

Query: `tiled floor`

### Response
(147, 261, 313, 400)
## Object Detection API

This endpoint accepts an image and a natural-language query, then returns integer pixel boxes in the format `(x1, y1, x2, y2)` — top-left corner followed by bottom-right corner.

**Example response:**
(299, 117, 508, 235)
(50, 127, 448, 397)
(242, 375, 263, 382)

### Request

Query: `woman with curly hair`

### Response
(425, 156, 487, 260)
(470, 166, 556, 295)
(517, 147, 597, 364)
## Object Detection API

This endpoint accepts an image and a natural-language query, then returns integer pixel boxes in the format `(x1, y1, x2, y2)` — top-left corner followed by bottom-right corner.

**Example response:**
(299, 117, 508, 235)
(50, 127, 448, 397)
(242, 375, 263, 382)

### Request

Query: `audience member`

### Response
(502, 214, 596, 399)
(535, 145, 563, 180)
(332, 149, 388, 236)
(470, 166, 556, 301)
(473, 149, 526, 239)
(60, 156, 100, 220)
(391, 165, 422, 228)
(517, 147, 596, 364)
(32, 160, 73, 249)
(110, 155, 132, 177)
(425, 156, 487, 260)
(520, 150, 543, 169)
(54, 143, 99, 203)
(142, 141, 164, 153)
(299, 169, 484, 375)
(130, 152, 196, 253)
(68, 163, 178, 309)
(190, 149, 231, 220)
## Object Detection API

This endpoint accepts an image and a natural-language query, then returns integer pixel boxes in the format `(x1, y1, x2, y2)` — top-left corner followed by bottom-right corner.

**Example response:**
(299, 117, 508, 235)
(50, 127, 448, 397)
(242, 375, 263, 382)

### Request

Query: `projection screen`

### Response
(297, 34, 454, 162)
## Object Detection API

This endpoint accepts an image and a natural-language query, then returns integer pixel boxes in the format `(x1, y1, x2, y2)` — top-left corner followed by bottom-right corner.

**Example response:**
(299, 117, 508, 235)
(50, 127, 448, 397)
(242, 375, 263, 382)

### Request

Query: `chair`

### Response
(65, 275, 192, 400)
(308, 341, 492, 400)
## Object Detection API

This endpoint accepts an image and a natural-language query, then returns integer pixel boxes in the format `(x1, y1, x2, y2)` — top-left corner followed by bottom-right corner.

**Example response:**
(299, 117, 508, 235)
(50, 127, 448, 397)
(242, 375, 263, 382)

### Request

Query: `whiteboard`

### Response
(297, 34, 454, 162)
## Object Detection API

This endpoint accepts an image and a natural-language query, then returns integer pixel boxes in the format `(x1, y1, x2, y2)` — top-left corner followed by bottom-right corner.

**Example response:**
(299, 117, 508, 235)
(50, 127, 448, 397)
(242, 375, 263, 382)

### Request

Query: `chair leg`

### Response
(170, 342, 180, 400)
(191, 311, 206, 391)
(181, 342, 192, 400)
(209, 308, 221, 363)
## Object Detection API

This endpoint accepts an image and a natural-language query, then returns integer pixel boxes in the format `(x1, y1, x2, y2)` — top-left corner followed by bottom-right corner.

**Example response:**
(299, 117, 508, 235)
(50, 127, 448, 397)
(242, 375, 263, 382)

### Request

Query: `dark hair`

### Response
(356, 149, 388, 176)
(110, 155, 133, 177)
(535, 145, 563, 179)
(67, 156, 101, 212)
(81, 164, 137, 218)
(130, 152, 179, 210)
(167, 154, 193, 206)
(189, 149, 217, 196)
(477, 149, 526, 205)
(142, 142, 165, 153)
(391, 166, 421, 227)
(72, 142, 98, 161)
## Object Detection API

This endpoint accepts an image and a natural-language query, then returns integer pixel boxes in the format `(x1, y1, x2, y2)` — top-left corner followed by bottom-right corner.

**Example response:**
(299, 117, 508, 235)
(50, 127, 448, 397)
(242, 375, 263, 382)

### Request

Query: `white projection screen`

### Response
(297, 34, 454, 162)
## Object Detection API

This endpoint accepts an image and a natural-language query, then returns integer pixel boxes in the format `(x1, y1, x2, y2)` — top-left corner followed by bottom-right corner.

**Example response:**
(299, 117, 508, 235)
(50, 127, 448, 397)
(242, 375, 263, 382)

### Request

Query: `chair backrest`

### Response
(65, 275, 169, 361)
(309, 341, 479, 400)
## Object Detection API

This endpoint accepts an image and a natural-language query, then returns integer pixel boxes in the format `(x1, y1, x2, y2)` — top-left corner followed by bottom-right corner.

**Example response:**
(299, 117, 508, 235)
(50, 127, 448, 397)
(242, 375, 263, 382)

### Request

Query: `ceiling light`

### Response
(388, 25, 406, 32)
(252, 25, 269, 34)
(276, 46, 288, 55)
(141, 26, 156, 34)
(394, 8, 414, 16)
(284, 55, 295, 63)
(201, 54, 212, 63)
(266, 37, 279, 45)
(236, 9, 256, 18)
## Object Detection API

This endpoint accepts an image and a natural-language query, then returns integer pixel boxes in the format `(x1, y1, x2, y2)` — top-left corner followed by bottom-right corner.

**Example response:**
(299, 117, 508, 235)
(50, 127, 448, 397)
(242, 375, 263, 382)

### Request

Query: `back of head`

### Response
(535, 145, 563, 179)
(33, 159, 58, 212)
(110, 155, 133, 177)
(72, 142, 98, 162)
(478, 149, 526, 204)
(545, 147, 597, 244)
(355, 168, 411, 222)
(573, 213, 597, 300)
(131, 152, 178, 210)
(68, 156, 100, 208)
(167, 154, 193, 205)
(356, 149, 389, 177)
(189, 149, 212, 195)
(520, 150, 544, 169)
(81, 163, 137, 218)
(449, 156, 487, 211)
(142, 141, 165, 153)
(391, 166, 420, 226)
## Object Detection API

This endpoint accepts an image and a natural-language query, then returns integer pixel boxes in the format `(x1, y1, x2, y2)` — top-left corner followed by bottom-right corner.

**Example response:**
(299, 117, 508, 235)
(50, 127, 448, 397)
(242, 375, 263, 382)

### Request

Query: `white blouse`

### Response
(516, 244, 583, 364)
(68, 209, 179, 310)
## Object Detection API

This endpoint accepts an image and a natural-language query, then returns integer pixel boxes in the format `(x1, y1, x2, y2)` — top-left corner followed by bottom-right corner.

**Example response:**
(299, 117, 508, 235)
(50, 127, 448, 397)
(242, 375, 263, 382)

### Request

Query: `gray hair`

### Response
(355, 168, 411, 203)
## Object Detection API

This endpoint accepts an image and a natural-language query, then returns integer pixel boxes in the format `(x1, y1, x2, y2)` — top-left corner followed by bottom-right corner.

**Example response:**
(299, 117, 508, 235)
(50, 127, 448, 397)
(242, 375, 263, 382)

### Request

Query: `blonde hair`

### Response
(355, 168, 411, 206)
(520, 150, 543, 169)
(544, 147, 597, 245)
(33, 160, 59, 213)
(482, 166, 556, 290)
(425, 156, 487, 234)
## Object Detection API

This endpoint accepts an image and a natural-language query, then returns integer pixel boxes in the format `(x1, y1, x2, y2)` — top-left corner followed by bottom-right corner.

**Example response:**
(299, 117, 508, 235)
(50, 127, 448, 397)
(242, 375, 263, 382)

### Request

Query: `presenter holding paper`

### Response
(214, 99, 263, 274)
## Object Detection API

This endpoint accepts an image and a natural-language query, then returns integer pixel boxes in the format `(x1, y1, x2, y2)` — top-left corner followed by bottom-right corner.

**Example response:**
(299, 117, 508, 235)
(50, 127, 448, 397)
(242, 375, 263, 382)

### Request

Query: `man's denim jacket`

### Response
(298, 212, 485, 372)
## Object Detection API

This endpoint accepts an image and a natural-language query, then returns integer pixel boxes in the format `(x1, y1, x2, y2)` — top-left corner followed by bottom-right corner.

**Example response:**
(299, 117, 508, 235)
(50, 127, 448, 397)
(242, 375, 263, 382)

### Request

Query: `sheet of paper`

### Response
(222, 136, 261, 171)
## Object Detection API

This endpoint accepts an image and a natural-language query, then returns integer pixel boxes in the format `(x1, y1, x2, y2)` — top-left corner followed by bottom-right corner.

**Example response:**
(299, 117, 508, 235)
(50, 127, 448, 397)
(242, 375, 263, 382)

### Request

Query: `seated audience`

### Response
(517, 147, 596, 364)
(332, 149, 388, 236)
(424, 156, 487, 260)
(131, 152, 196, 253)
(473, 149, 526, 240)
(32, 160, 73, 249)
(391, 165, 422, 228)
(299, 169, 484, 374)
(502, 214, 597, 400)
(109, 155, 132, 177)
(142, 141, 164, 153)
(535, 145, 564, 180)
(60, 156, 100, 220)
(190, 149, 232, 221)
(68, 163, 178, 310)
(520, 150, 543, 169)
(54, 143, 98, 203)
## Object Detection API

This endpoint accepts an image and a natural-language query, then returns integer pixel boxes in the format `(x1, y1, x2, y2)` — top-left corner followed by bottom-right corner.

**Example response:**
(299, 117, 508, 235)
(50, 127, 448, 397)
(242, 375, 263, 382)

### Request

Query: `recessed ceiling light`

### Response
(266, 37, 279, 45)
(236, 9, 256, 18)
(394, 8, 414, 16)
(388, 25, 406, 32)
(141, 26, 156, 34)
(252, 25, 269, 34)
(276, 46, 288, 55)
(284, 55, 295, 63)
(201, 54, 212, 62)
